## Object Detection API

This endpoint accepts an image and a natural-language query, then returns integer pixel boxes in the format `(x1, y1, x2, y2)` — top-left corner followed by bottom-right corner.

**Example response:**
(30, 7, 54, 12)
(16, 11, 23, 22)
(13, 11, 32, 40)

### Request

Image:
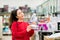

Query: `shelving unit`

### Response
(0, 12, 11, 35)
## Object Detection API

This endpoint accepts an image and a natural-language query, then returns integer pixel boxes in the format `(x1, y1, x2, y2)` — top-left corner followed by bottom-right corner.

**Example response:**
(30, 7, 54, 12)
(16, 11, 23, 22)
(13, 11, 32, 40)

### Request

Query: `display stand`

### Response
(38, 26, 52, 40)
(38, 26, 43, 40)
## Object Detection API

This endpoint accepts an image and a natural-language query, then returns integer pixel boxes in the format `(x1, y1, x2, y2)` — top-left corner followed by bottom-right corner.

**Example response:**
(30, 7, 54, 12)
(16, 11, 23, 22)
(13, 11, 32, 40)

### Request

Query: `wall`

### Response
(0, 0, 47, 9)
(57, 0, 60, 12)
(37, 0, 60, 15)
(0, 16, 3, 38)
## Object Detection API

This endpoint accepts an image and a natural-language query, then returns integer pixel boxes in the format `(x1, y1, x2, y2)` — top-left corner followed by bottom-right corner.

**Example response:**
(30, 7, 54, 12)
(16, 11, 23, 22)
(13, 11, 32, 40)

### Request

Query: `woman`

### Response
(9, 9, 34, 40)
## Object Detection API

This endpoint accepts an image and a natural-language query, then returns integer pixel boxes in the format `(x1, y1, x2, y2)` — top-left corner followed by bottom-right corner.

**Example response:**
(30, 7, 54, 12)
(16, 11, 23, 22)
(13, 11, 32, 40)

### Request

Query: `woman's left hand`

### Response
(26, 25, 32, 32)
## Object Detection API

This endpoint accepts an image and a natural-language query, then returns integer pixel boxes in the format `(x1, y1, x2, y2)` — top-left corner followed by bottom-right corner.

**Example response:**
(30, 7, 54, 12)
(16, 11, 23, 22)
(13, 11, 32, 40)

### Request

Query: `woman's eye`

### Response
(18, 13, 21, 15)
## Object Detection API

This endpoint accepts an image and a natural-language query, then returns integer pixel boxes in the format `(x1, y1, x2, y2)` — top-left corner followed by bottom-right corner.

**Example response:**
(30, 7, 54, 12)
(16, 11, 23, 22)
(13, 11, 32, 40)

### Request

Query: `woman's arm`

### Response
(26, 23, 34, 37)
(28, 29, 34, 37)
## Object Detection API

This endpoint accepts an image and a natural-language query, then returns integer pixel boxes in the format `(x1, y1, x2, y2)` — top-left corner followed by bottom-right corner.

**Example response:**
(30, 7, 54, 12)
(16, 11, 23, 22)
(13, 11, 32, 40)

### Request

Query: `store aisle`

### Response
(2, 35, 39, 40)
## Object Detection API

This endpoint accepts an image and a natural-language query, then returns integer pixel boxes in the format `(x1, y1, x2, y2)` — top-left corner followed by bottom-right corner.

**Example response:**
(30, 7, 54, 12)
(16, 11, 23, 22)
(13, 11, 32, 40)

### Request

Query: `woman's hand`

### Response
(26, 25, 32, 32)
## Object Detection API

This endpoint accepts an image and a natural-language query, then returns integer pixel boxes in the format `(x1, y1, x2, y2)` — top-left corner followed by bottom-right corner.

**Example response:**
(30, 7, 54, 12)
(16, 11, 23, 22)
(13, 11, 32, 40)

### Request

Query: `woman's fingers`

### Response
(27, 25, 32, 32)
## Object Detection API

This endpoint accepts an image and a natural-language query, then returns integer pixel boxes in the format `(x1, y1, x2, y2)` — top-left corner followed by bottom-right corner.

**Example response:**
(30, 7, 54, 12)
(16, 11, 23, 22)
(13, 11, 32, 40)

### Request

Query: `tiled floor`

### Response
(2, 34, 39, 40)
(2, 36, 39, 40)
(2, 36, 12, 40)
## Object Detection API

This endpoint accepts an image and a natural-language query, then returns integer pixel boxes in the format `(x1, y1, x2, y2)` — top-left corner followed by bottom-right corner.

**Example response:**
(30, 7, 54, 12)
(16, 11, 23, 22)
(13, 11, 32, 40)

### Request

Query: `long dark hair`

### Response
(9, 9, 18, 29)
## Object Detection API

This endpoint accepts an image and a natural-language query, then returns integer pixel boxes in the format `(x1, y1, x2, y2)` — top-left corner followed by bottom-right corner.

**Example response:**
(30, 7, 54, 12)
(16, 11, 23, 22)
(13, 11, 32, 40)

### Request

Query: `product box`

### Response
(44, 36, 60, 40)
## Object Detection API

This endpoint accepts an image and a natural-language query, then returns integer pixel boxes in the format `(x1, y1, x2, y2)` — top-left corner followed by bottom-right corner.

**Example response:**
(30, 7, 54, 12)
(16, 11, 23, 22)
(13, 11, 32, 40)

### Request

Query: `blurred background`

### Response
(0, 0, 60, 40)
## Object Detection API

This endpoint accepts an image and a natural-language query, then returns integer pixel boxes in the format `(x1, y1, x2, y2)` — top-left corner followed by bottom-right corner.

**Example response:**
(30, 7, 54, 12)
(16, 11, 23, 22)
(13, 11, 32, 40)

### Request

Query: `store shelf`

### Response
(0, 12, 10, 16)
(3, 34, 11, 36)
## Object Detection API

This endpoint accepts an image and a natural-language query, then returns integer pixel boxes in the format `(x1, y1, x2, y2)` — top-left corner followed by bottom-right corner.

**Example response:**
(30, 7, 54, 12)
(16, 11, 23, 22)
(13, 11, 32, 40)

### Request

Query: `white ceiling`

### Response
(0, 0, 47, 9)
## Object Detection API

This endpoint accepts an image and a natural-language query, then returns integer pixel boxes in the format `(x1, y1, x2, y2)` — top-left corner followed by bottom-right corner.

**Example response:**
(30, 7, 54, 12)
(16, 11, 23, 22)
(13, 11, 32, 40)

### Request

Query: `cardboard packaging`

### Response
(44, 36, 60, 40)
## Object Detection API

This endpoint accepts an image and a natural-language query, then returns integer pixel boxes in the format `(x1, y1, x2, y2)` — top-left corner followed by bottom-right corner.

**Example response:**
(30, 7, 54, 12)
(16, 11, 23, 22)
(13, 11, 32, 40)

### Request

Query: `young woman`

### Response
(9, 9, 34, 40)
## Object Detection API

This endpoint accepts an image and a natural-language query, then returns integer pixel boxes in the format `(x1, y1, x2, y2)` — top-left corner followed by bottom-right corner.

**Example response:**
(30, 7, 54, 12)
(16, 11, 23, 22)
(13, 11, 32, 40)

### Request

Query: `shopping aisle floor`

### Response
(2, 34, 39, 40)
(2, 36, 12, 40)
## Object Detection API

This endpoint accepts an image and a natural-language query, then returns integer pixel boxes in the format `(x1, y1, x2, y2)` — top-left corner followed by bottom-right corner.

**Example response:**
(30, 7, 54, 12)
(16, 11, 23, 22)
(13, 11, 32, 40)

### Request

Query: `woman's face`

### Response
(16, 9, 24, 20)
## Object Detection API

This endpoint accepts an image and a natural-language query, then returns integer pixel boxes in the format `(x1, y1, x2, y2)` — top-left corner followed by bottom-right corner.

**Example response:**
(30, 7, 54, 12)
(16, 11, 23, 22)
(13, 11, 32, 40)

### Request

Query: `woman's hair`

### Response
(9, 9, 18, 29)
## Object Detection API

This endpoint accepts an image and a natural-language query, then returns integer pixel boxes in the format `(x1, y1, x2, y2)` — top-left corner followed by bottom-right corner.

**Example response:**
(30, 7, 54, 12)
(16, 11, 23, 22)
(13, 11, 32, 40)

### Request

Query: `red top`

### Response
(11, 21, 34, 40)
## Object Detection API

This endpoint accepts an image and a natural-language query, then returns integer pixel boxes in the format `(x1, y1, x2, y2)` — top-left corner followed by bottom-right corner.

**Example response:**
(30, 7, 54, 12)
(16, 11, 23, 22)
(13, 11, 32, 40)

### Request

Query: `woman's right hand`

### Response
(27, 25, 32, 32)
